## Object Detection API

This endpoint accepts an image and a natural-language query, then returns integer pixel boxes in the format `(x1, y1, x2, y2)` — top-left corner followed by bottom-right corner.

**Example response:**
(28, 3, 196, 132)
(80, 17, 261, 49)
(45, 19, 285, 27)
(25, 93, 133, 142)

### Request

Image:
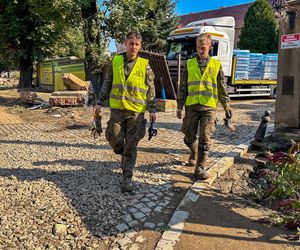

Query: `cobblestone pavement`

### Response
(0, 99, 275, 249)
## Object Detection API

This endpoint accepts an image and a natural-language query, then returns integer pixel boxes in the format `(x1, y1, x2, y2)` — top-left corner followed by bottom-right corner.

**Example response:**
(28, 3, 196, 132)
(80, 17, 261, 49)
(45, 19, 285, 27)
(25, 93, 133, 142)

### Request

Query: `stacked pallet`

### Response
(233, 49, 250, 80)
(249, 53, 263, 80)
(262, 54, 278, 80)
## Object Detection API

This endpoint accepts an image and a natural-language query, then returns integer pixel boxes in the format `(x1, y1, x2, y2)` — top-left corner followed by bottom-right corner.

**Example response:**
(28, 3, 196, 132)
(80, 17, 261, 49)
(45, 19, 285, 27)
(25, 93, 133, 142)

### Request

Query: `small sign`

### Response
(281, 33, 300, 49)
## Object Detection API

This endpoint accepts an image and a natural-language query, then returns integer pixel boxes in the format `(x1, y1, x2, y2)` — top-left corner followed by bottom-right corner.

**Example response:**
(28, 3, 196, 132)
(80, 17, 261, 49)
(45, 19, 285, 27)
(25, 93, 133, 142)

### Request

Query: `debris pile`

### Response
(48, 73, 89, 107)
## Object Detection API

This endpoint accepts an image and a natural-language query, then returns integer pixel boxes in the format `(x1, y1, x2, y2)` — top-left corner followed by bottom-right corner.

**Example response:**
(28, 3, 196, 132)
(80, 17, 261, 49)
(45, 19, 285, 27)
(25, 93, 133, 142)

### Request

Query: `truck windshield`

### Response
(166, 38, 197, 60)
(166, 38, 219, 60)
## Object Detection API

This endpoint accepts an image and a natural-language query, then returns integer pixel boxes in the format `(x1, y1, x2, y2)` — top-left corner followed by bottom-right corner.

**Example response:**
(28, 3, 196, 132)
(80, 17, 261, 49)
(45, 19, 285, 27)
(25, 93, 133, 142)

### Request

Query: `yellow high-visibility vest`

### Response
(110, 55, 149, 113)
(185, 57, 221, 108)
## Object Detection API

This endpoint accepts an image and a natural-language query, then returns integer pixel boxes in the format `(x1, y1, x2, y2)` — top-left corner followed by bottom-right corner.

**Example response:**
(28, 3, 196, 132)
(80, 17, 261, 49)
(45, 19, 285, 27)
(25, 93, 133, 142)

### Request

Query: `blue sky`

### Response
(176, 0, 254, 15)
(109, 0, 254, 51)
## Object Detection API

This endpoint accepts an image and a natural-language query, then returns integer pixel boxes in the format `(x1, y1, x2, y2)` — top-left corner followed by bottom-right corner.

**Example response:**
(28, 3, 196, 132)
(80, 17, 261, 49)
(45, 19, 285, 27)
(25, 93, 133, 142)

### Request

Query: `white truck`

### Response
(166, 16, 277, 98)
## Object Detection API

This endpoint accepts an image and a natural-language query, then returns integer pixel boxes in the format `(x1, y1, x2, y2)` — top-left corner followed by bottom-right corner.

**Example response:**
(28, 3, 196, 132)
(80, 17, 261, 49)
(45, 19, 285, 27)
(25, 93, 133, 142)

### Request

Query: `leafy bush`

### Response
(266, 142, 300, 229)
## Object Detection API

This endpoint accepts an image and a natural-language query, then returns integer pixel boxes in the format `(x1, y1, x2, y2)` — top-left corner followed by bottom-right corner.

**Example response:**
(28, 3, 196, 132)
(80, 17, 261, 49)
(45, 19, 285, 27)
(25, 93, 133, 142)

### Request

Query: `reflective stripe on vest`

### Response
(185, 57, 221, 108)
(110, 55, 149, 112)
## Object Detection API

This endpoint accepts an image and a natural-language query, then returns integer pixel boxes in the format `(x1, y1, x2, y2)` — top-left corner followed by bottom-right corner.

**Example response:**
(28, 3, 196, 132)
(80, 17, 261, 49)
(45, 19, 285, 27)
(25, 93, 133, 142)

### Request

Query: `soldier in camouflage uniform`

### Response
(177, 33, 232, 180)
(94, 31, 156, 193)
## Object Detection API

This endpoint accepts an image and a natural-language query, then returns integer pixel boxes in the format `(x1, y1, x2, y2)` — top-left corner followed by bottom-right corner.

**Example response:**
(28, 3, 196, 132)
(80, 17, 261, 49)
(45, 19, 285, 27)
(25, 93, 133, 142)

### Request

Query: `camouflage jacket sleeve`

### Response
(146, 64, 156, 113)
(97, 62, 112, 106)
(217, 66, 230, 110)
(176, 65, 188, 110)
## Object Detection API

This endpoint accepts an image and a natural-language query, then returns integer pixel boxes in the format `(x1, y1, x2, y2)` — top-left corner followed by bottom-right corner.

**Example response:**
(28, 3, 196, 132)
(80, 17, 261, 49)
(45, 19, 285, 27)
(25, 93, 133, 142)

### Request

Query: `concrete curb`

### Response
(155, 143, 250, 250)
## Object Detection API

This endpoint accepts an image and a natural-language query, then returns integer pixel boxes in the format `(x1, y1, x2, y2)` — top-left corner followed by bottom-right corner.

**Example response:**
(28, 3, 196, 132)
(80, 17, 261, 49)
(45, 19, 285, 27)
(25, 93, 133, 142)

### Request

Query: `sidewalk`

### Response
(172, 187, 299, 250)
(156, 124, 300, 250)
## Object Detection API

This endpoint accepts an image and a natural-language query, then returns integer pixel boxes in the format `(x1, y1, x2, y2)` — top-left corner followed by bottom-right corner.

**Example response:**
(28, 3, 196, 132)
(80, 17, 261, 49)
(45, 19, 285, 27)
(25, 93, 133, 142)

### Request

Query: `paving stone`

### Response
(134, 203, 145, 210)
(149, 188, 159, 193)
(116, 223, 129, 232)
(144, 222, 156, 229)
(154, 206, 163, 213)
(158, 200, 170, 207)
(156, 192, 164, 197)
(128, 207, 138, 213)
(133, 212, 145, 220)
(141, 197, 151, 203)
(139, 217, 147, 222)
(128, 220, 139, 228)
(140, 206, 152, 214)
(146, 193, 155, 198)
(146, 201, 156, 208)
(163, 183, 173, 189)
(152, 196, 159, 201)
(122, 214, 133, 223)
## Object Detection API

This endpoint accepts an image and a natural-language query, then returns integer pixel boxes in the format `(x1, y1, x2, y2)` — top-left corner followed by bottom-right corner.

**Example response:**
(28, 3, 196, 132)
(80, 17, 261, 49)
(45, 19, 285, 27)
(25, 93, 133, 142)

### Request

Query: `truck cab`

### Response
(166, 16, 235, 80)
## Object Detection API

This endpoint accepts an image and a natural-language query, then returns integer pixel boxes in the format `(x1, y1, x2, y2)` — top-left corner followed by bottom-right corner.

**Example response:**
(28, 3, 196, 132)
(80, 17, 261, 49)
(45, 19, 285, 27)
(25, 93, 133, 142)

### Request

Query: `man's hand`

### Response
(223, 106, 235, 132)
(176, 109, 183, 119)
(224, 106, 232, 118)
(149, 112, 156, 122)
(93, 105, 102, 116)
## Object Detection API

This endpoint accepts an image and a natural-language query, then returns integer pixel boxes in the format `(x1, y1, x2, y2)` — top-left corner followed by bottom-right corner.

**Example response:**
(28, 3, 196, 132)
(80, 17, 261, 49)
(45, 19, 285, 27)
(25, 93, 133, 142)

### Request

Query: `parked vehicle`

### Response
(166, 16, 277, 98)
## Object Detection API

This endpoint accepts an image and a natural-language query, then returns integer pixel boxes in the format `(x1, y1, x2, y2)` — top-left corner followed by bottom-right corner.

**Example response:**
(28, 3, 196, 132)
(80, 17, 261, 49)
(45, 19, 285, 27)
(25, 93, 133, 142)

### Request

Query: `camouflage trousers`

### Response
(182, 104, 216, 167)
(105, 109, 147, 177)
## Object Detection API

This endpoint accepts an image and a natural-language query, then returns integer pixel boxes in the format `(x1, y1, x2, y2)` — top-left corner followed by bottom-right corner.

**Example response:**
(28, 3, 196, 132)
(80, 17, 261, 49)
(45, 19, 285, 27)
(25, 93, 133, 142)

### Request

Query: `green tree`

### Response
(107, 0, 156, 42)
(108, 0, 177, 52)
(140, 0, 178, 51)
(80, 0, 110, 95)
(53, 26, 85, 59)
(0, 0, 80, 88)
(238, 0, 278, 53)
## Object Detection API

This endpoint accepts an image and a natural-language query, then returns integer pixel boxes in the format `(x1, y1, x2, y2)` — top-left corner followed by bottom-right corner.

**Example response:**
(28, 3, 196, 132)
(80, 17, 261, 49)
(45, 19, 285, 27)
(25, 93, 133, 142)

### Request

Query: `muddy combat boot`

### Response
(188, 142, 197, 166)
(184, 140, 197, 166)
(121, 174, 134, 193)
(121, 151, 137, 193)
(121, 156, 134, 193)
(194, 166, 209, 180)
(194, 149, 209, 180)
